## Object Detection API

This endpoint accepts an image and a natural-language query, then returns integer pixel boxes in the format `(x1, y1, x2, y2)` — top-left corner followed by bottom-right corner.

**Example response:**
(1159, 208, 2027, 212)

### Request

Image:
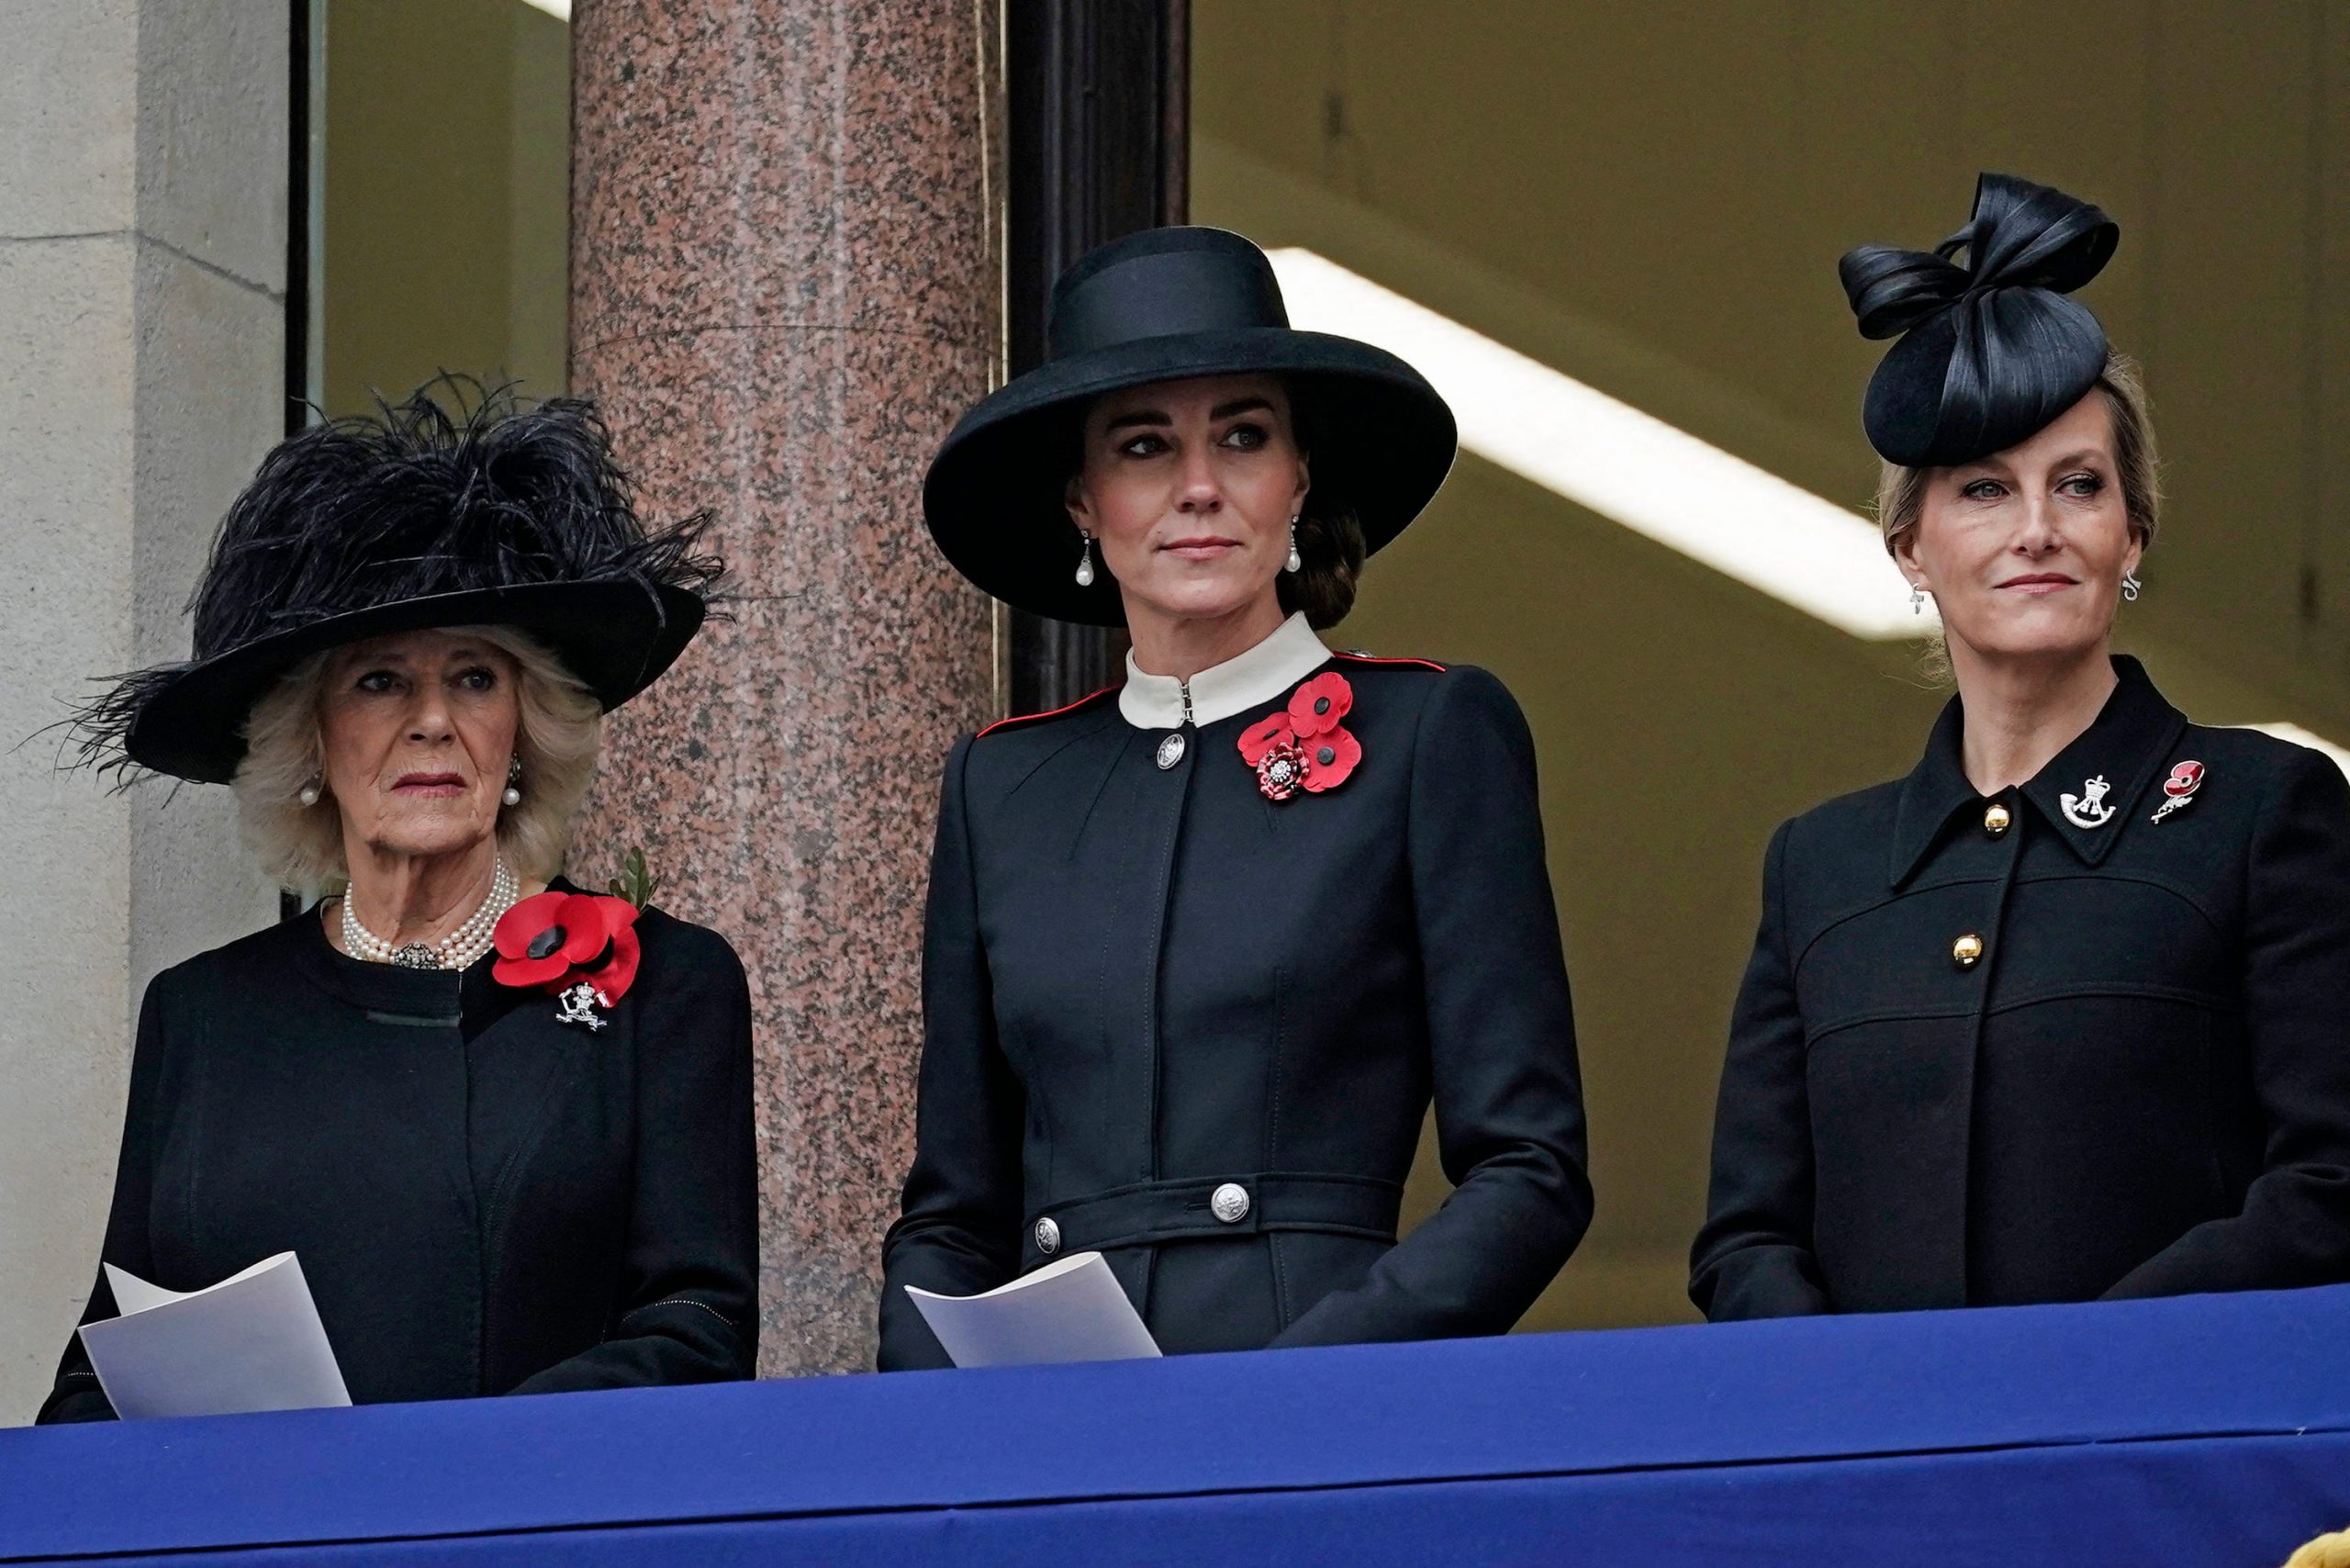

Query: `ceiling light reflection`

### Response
(1267, 249, 1927, 641)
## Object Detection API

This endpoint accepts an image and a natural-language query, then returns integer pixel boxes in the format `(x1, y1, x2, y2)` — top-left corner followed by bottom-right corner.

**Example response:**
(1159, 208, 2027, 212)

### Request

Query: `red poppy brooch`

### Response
(2150, 759, 2205, 825)
(493, 890, 643, 1030)
(1237, 671, 1362, 801)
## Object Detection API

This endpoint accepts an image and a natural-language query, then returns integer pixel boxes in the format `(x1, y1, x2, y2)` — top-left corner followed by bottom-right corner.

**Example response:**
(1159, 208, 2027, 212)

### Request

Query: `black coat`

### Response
(38, 887, 757, 1422)
(1693, 657, 2350, 1318)
(878, 656, 1590, 1367)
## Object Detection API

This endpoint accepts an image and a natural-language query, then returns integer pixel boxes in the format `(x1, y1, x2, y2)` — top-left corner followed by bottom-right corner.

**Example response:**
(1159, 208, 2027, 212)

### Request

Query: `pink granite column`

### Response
(569, 0, 1001, 1375)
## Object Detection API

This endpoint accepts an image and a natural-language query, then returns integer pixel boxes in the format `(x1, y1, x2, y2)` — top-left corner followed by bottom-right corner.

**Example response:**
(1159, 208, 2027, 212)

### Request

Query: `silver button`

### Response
(1210, 1182, 1250, 1224)
(1156, 734, 1187, 769)
(1034, 1216, 1061, 1255)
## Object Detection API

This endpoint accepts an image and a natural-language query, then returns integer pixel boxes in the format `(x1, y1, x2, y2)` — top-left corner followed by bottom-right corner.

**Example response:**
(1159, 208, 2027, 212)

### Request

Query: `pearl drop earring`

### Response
(1074, 532, 1096, 588)
(1285, 516, 1303, 574)
(502, 757, 523, 808)
(297, 777, 322, 808)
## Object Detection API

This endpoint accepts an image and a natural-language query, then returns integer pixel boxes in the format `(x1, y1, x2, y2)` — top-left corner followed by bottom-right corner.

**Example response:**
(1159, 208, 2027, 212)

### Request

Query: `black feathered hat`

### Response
(1841, 173, 2121, 467)
(923, 226, 1457, 625)
(69, 381, 724, 786)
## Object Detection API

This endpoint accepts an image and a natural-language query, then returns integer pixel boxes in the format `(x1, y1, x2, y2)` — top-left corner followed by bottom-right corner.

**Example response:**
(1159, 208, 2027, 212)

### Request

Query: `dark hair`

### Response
(1277, 498, 1367, 630)
(1276, 382, 1366, 629)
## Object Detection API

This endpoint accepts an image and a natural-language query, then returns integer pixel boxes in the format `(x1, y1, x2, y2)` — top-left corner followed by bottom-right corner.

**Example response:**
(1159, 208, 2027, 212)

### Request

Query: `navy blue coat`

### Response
(39, 890, 757, 1421)
(879, 656, 1590, 1367)
(1694, 657, 2350, 1317)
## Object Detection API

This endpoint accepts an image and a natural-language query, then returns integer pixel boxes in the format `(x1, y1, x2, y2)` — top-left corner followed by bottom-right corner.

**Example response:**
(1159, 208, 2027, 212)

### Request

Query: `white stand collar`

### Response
(1117, 612, 1331, 731)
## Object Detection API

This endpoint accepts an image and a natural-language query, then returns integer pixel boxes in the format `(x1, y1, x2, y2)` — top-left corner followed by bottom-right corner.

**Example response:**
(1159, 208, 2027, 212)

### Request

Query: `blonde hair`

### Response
(1876, 351, 2163, 561)
(233, 625, 602, 898)
(1874, 353, 2160, 681)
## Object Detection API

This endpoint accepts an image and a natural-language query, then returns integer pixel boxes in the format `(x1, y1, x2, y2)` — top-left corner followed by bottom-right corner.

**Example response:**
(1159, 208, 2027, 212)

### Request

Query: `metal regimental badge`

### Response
(2061, 775, 2116, 829)
(554, 981, 610, 1031)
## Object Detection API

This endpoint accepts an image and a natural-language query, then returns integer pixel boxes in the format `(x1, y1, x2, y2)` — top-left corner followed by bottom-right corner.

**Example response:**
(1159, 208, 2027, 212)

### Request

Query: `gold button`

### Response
(1984, 803, 2011, 835)
(1953, 933, 1985, 969)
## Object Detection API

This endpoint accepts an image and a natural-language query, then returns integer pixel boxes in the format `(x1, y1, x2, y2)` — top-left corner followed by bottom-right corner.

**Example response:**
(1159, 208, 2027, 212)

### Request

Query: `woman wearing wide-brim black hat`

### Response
(880, 227, 1591, 1366)
(38, 382, 759, 1421)
(1691, 174, 2350, 1321)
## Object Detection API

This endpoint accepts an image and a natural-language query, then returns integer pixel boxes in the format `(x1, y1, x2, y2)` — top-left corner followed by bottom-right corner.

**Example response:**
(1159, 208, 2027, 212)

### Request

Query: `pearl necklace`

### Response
(340, 858, 519, 970)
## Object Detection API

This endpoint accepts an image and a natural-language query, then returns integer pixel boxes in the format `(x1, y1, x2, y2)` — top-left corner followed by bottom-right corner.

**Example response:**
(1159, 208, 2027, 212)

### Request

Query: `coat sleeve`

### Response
(35, 971, 178, 1424)
(878, 734, 1027, 1370)
(1272, 667, 1590, 1347)
(2105, 745, 2350, 1299)
(509, 921, 759, 1394)
(1688, 818, 1833, 1320)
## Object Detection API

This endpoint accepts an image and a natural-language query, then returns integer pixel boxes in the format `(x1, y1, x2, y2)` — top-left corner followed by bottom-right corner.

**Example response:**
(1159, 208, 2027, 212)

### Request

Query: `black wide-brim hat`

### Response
(1840, 172, 2121, 468)
(73, 384, 723, 786)
(923, 227, 1458, 625)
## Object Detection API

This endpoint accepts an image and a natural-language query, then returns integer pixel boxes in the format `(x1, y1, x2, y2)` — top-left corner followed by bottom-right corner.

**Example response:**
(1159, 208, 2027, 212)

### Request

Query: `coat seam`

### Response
(1806, 983, 2232, 1045)
(1788, 874, 2009, 975)
(959, 738, 1038, 1206)
(621, 1296, 736, 1330)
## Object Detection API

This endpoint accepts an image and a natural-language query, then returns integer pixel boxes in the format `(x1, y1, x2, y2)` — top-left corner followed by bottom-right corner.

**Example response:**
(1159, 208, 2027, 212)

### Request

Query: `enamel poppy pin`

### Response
(2149, 760, 2204, 824)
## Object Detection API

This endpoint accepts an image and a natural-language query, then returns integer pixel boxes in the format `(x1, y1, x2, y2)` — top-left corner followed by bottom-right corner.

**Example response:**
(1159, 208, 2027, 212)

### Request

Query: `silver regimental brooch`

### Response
(2061, 775, 2116, 829)
(554, 981, 610, 1031)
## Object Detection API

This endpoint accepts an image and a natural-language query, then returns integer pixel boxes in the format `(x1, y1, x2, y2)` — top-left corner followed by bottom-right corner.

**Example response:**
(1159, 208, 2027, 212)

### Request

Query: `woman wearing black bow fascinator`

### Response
(1691, 174, 2350, 1318)
(878, 227, 1590, 1366)
(39, 384, 756, 1420)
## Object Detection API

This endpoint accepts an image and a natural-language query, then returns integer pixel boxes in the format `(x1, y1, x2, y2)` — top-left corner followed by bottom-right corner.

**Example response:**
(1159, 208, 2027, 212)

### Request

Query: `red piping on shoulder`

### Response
(1329, 652, 1448, 672)
(976, 683, 1124, 738)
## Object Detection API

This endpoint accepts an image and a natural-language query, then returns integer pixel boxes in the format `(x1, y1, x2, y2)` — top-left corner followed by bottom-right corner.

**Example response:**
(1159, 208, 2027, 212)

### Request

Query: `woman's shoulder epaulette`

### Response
(1328, 651, 1448, 673)
(975, 683, 1123, 739)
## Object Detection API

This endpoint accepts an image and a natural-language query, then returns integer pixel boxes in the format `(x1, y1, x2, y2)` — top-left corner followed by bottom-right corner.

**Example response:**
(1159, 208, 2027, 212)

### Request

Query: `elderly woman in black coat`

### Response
(1691, 175, 2350, 1319)
(879, 227, 1590, 1367)
(39, 386, 755, 1421)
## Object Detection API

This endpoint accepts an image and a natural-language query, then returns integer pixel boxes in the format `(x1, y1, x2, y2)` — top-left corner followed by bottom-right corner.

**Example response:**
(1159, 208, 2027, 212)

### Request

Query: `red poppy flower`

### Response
(493, 890, 643, 1005)
(1299, 725, 1361, 792)
(1287, 672, 1354, 737)
(1238, 712, 1296, 767)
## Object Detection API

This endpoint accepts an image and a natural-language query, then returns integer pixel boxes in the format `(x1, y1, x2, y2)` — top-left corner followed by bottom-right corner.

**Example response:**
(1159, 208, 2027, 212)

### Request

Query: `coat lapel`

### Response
(1889, 657, 2188, 884)
(2016, 658, 2188, 865)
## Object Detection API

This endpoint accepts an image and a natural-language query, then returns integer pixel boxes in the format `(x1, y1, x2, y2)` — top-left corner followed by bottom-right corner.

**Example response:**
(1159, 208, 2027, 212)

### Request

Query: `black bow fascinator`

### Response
(68, 379, 726, 786)
(1841, 173, 2120, 467)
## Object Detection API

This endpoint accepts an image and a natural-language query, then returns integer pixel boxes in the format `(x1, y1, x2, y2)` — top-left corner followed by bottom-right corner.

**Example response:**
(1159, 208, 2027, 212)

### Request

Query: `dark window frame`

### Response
(1001, 0, 1190, 716)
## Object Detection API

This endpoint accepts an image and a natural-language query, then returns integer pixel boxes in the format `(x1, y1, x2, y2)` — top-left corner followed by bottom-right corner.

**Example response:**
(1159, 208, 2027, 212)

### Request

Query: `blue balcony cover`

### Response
(5, 1283, 2348, 1565)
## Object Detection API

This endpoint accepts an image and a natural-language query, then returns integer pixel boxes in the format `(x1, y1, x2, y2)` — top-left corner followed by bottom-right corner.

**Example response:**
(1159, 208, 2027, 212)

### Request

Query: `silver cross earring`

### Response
(1284, 516, 1304, 574)
(2121, 574, 2142, 602)
(1074, 532, 1096, 588)
(502, 756, 523, 808)
(1909, 584, 1926, 614)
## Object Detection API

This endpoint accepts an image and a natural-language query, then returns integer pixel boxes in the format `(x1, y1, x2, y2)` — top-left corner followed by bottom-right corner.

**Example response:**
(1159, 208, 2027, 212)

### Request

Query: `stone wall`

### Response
(0, 0, 285, 1422)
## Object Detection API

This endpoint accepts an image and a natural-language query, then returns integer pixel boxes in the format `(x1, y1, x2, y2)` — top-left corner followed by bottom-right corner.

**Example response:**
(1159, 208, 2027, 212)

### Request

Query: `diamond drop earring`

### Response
(502, 756, 523, 808)
(1284, 516, 1303, 574)
(1909, 584, 1926, 615)
(1074, 532, 1096, 588)
(2121, 574, 2142, 602)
